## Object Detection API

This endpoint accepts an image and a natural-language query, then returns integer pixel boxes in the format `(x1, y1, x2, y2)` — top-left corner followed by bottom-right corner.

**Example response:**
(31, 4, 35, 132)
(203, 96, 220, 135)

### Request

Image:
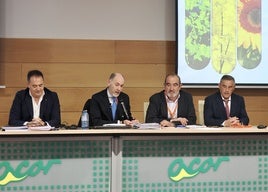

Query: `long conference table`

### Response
(0, 126, 268, 192)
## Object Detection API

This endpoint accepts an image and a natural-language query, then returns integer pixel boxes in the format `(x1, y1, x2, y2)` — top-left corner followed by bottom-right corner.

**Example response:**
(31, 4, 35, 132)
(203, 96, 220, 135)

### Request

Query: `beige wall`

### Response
(0, 38, 268, 126)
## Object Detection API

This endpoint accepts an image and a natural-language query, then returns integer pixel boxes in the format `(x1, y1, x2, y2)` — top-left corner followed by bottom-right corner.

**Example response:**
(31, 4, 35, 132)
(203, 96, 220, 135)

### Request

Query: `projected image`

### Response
(237, 0, 261, 69)
(177, 0, 265, 86)
(185, 0, 210, 70)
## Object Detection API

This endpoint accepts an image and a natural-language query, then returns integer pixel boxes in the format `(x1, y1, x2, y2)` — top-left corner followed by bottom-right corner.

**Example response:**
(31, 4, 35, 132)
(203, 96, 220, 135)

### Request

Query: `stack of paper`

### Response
(134, 123, 161, 130)
(28, 125, 54, 131)
(1, 125, 54, 131)
(1, 126, 28, 131)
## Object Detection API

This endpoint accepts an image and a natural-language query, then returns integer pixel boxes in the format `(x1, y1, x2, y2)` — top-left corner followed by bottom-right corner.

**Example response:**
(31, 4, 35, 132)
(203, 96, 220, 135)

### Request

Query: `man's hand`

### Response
(170, 117, 188, 126)
(123, 119, 139, 126)
(27, 118, 46, 127)
(224, 116, 240, 127)
(160, 120, 174, 127)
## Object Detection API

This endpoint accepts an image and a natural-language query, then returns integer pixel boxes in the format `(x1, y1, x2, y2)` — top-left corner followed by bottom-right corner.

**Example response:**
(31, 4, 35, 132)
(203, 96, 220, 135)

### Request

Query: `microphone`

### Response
(120, 101, 130, 120)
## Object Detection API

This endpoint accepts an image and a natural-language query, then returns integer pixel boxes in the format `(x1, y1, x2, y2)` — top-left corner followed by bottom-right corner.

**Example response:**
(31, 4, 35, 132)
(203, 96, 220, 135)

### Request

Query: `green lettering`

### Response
(168, 156, 230, 182)
(15, 161, 30, 178)
(199, 157, 213, 172)
(42, 159, 61, 174)
(28, 161, 43, 177)
(188, 157, 201, 174)
(0, 162, 13, 180)
(212, 156, 230, 171)
(168, 158, 186, 177)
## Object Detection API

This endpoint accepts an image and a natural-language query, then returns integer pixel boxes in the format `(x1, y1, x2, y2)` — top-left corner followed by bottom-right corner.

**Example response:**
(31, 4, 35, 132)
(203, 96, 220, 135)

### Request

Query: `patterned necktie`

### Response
(223, 99, 230, 118)
(111, 97, 117, 120)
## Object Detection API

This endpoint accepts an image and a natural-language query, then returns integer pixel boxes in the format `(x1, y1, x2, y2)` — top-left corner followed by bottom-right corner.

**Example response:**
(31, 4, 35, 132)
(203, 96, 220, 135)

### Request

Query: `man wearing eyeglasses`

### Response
(145, 74, 196, 127)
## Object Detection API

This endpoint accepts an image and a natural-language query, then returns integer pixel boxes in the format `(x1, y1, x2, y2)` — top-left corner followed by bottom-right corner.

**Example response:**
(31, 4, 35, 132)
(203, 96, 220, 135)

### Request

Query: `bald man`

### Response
(90, 73, 138, 126)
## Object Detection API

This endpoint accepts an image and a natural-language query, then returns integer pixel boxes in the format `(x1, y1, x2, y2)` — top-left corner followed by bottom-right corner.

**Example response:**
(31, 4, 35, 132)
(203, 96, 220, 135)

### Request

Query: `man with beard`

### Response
(204, 75, 249, 127)
(145, 74, 196, 127)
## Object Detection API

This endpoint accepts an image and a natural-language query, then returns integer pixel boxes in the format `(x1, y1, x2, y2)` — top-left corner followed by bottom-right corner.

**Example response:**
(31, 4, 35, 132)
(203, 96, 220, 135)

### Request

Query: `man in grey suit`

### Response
(145, 74, 196, 127)
(204, 75, 249, 127)
(8, 70, 61, 127)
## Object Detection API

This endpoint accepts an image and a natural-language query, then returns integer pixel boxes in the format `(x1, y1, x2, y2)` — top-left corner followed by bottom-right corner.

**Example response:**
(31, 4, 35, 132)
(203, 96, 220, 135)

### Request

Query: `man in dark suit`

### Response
(8, 70, 61, 127)
(204, 75, 249, 127)
(90, 73, 138, 126)
(145, 74, 196, 127)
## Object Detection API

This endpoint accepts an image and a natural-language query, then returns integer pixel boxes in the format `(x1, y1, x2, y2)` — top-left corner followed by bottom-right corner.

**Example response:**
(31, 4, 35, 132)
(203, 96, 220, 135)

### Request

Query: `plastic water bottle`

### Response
(81, 110, 89, 129)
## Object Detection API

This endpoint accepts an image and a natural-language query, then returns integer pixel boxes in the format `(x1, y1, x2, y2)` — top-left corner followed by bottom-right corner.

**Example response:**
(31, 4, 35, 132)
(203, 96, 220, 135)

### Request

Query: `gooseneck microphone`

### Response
(120, 101, 130, 120)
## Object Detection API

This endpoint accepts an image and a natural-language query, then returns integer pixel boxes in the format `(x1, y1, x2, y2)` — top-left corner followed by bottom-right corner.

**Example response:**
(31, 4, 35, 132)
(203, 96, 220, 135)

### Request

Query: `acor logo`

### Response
(0, 159, 61, 186)
(168, 157, 229, 182)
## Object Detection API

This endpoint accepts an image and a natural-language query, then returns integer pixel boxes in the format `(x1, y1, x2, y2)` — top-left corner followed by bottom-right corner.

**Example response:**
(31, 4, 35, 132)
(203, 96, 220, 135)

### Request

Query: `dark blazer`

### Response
(8, 88, 61, 127)
(204, 91, 249, 126)
(145, 90, 196, 125)
(90, 89, 133, 126)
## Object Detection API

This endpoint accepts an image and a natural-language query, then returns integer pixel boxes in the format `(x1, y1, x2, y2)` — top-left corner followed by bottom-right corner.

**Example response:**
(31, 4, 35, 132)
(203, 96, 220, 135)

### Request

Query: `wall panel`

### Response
(0, 39, 115, 63)
(0, 38, 268, 127)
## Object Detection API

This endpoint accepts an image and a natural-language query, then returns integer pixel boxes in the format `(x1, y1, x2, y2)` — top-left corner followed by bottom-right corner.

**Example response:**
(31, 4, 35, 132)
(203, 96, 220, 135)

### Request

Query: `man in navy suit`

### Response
(90, 73, 138, 126)
(8, 70, 61, 127)
(204, 75, 249, 127)
(145, 74, 196, 127)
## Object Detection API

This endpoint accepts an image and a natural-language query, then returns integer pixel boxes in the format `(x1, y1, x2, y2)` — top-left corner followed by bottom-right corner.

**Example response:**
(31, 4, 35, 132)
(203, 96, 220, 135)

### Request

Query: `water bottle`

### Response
(81, 110, 89, 129)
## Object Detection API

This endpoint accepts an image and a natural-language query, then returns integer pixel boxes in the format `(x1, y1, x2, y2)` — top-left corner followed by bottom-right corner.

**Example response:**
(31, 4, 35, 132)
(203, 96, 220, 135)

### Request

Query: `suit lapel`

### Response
(217, 95, 228, 118)
(40, 96, 47, 118)
(25, 95, 34, 118)
(160, 93, 168, 118)
(103, 93, 113, 120)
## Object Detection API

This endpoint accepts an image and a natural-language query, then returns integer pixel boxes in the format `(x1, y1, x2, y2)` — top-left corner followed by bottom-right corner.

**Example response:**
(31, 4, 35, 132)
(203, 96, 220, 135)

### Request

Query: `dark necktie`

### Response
(111, 97, 117, 120)
(223, 99, 230, 118)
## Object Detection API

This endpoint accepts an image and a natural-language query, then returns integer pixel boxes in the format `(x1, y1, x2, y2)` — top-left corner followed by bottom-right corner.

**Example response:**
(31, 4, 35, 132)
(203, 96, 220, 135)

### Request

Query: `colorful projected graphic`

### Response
(237, 0, 261, 69)
(185, 0, 211, 70)
(177, 0, 266, 86)
(185, 0, 261, 74)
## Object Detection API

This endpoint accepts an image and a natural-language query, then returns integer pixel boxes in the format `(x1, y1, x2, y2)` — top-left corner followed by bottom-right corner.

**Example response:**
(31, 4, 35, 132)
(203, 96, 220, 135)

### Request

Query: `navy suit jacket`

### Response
(90, 89, 133, 126)
(145, 90, 196, 125)
(8, 88, 61, 127)
(204, 91, 249, 126)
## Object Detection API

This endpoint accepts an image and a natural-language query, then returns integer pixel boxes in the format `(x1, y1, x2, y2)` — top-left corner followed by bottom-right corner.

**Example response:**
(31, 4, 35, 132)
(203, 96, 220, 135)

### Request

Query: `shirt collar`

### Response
(29, 90, 45, 101)
(165, 94, 180, 103)
(221, 96, 231, 101)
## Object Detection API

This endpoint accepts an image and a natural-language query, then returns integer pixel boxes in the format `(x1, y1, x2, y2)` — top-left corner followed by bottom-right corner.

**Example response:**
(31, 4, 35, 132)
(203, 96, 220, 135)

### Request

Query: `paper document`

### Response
(103, 123, 126, 127)
(1, 126, 28, 131)
(28, 125, 54, 131)
(186, 125, 223, 130)
(134, 123, 161, 130)
(186, 125, 208, 128)
(2, 125, 55, 131)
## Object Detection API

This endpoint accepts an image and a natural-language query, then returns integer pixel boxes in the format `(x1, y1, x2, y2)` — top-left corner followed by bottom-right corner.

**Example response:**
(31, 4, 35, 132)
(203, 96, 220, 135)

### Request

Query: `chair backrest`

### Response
(144, 101, 149, 122)
(198, 100, 205, 125)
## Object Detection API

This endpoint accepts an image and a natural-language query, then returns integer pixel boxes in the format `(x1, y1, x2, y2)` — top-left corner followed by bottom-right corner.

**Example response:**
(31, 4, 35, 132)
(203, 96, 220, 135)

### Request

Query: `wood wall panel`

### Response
(0, 39, 115, 63)
(2, 63, 174, 88)
(0, 38, 268, 127)
(115, 41, 175, 64)
(0, 113, 8, 126)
